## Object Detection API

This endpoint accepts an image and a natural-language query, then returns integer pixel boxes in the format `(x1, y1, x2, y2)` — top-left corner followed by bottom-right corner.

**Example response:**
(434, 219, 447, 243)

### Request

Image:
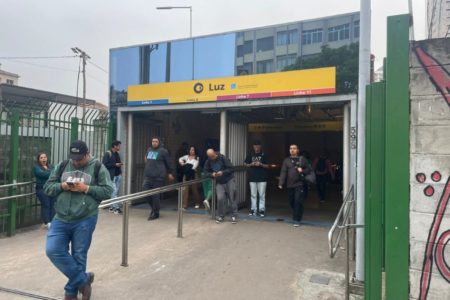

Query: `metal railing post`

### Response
(121, 200, 129, 267)
(211, 179, 216, 220)
(345, 225, 350, 300)
(177, 187, 183, 238)
(7, 112, 19, 237)
(70, 117, 79, 143)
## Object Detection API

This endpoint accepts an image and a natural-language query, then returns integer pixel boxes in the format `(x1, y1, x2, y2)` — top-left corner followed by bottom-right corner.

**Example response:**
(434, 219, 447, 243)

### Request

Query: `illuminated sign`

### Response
(128, 67, 336, 106)
(248, 121, 343, 132)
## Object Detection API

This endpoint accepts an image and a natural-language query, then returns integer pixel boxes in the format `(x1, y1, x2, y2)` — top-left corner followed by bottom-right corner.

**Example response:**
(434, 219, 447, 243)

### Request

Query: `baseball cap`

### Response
(69, 140, 88, 160)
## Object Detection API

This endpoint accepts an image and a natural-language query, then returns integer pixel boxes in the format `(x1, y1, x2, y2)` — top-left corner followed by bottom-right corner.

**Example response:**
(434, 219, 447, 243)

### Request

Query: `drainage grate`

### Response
(309, 274, 331, 285)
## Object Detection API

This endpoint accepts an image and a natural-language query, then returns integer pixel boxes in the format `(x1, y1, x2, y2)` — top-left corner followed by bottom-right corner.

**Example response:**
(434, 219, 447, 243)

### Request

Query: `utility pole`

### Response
(71, 47, 91, 130)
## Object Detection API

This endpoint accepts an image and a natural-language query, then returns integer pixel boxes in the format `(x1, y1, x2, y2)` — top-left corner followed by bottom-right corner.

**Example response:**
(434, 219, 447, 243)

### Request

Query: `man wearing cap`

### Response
(44, 140, 113, 300)
(143, 136, 175, 220)
(244, 140, 269, 217)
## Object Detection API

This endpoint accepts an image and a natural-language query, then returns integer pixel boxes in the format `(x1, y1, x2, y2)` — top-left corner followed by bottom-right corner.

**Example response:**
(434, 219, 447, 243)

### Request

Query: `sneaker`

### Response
(231, 216, 237, 224)
(259, 211, 265, 218)
(248, 210, 255, 216)
(79, 272, 94, 300)
(293, 221, 300, 227)
(114, 208, 122, 215)
(203, 199, 210, 211)
(194, 205, 200, 209)
(216, 217, 224, 224)
(109, 207, 114, 213)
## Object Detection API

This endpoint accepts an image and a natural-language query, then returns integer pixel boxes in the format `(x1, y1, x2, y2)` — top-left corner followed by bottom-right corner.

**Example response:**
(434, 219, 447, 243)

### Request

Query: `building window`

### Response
(354, 20, 360, 38)
(277, 29, 298, 45)
(237, 41, 253, 57)
(237, 62, 253, 75)
(256, 59, 273, 74)
(237, 32, 244, 38)
(277, 54, 297, 71)
(256, 37, 274, 52)
(302, 28, 323, 45)
(6, 79, 14, 85)
(328, 24, 350, 42)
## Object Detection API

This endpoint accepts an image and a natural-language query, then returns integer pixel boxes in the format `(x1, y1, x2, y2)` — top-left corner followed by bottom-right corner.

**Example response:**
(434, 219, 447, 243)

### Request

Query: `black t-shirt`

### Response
(244, 152, 268, 182)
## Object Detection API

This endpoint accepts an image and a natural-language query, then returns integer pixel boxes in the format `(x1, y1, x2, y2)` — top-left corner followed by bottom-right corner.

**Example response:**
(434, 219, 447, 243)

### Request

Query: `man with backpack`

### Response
(102, 140, 123, 214)
(312, 150, 335, 203)
(44, 140, 113, 300)
(204, 149, 238, 224)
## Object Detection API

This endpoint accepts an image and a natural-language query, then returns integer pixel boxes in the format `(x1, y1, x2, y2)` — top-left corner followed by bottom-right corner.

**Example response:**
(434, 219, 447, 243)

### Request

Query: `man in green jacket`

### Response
(44, 140, 113, 300)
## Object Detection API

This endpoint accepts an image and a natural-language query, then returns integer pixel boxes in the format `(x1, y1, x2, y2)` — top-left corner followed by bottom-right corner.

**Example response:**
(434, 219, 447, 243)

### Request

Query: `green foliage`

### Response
(284, 43, 359, 94)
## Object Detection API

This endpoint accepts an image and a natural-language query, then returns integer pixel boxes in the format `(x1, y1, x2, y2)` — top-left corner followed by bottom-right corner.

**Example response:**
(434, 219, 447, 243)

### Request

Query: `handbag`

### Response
(305, 171, 316, 184)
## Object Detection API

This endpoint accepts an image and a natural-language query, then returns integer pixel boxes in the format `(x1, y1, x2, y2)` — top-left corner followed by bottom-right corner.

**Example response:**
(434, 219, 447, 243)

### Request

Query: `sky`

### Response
(0, 0, 426, 106)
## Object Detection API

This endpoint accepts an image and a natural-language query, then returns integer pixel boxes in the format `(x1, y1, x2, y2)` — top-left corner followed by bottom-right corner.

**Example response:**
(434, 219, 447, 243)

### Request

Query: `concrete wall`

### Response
(409, 38, 450, 300)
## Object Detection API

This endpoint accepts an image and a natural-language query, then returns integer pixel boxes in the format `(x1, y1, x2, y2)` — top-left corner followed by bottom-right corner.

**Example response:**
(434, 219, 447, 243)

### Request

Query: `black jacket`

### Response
(278, 156, 311, 188)
(203, 153, 234, 184)
(102, 150, 122, 180)
(144, 146, 174, 180)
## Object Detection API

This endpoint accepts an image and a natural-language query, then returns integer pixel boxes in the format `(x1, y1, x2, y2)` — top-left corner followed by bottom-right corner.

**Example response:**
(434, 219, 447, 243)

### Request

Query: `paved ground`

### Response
(0, 206, 350, 300)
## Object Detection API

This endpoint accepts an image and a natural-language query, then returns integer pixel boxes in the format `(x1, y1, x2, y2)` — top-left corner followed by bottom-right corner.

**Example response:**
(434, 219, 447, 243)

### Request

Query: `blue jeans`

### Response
(111, 175, 122, 210)
(288, 186, 305, 222)
(249, 182, 266, 212)
(36, 189, 55, 224)
(46, 215, 98, 296)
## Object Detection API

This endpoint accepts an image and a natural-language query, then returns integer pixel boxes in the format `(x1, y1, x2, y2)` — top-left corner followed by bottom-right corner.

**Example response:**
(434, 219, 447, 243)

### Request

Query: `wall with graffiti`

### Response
(409, 38, 450, 300)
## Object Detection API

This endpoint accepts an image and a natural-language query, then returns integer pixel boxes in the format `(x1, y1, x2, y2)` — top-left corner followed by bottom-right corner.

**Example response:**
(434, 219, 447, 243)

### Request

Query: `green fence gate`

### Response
(0, 97, 111, 237)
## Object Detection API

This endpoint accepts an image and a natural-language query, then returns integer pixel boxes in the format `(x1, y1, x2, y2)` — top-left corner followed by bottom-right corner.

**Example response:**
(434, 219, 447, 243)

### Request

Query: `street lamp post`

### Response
(156, 6, 194, 79)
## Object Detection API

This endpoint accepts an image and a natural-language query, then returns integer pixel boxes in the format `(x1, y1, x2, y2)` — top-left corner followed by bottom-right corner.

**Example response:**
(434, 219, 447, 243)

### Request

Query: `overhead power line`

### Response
(87, 60, 108, 73)
(0, 55, 77, 59)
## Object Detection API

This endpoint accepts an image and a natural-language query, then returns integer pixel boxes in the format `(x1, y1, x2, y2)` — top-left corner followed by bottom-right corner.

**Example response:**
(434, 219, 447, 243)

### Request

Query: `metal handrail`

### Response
(0, 181, 34, 189)
(99, 176, 217, 267)
(328, 184, 355, 258)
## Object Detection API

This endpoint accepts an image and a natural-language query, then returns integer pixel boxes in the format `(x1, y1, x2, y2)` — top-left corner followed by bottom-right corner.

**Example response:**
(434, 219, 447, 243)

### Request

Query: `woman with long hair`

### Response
(33, 152, 55, 228)
(178, 146, 202, 209)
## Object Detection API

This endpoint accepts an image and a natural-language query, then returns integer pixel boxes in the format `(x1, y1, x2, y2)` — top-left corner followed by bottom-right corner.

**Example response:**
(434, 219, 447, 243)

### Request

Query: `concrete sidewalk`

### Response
(0, 208, 349, 300)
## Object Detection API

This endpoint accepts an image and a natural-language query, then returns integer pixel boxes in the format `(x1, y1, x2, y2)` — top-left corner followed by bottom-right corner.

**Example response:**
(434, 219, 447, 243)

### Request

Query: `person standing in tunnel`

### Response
(143, 136, 175, 220)
(244, 140, 269, 217)
(204, 149, 238, 224)
(312, 150, 335, 203)
(278, 144, 312, 227)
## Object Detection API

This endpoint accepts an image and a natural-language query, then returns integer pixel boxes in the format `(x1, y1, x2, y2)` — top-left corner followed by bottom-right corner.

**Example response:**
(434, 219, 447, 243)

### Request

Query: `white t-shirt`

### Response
(178, 155, 199, 170)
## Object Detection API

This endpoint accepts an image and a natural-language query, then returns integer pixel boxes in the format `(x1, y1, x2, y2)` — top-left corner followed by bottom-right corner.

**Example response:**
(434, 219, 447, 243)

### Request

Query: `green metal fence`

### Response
(0, 98, 110, 237)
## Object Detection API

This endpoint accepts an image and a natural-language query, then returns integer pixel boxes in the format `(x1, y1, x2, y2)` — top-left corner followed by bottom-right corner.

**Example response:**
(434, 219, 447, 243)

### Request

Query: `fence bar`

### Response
(0, 182, 34, 189)
(70, 117, 78, 142)
(7, 112, 19, 236)
(177, 187, 183, 238)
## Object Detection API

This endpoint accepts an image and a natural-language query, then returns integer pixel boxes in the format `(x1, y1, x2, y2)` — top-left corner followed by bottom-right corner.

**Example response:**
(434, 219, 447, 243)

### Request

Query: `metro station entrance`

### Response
(117, 94, 356, 224)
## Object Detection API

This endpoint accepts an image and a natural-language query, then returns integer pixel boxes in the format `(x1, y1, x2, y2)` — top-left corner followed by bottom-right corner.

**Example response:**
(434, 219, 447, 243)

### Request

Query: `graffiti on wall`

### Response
(414, 44, 450, 300)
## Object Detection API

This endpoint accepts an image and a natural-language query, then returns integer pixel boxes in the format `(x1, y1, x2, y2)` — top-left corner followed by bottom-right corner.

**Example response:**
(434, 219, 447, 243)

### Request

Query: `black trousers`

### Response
(143, 178, 165, 215)
(288, 186, 306, 222)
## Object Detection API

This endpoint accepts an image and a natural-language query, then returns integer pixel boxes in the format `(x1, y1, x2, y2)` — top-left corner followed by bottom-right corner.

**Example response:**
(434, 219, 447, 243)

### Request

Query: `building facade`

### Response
(0, 66, 19, 86)
(427, 0, 450, 38)
(110, 12, 359, 113)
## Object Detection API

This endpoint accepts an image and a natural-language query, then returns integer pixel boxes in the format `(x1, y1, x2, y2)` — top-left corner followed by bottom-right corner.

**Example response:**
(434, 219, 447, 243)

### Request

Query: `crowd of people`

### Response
(33, 137, 337, 299)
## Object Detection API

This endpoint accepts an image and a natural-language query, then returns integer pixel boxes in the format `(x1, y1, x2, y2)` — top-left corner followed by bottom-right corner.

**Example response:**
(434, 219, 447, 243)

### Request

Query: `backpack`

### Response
(57, 159, 102, 183)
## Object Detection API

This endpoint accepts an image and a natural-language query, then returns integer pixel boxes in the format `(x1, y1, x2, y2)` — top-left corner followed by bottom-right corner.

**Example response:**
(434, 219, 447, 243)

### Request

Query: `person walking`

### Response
(33, 152, 55, 228)
(312, 150, 335, 203)
(204, 149, 238, 224)
(178, 145, 202, 209)
(278, 144, 312, 227)
(143, 136, 175, 220)
(102, 140, 123, 214)
(244, 140, 269, 217)
(44, 140, 113, 300)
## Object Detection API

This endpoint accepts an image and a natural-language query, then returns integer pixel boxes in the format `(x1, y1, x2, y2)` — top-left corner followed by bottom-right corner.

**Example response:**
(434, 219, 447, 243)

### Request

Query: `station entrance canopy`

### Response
(127, 67, 335, 106)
